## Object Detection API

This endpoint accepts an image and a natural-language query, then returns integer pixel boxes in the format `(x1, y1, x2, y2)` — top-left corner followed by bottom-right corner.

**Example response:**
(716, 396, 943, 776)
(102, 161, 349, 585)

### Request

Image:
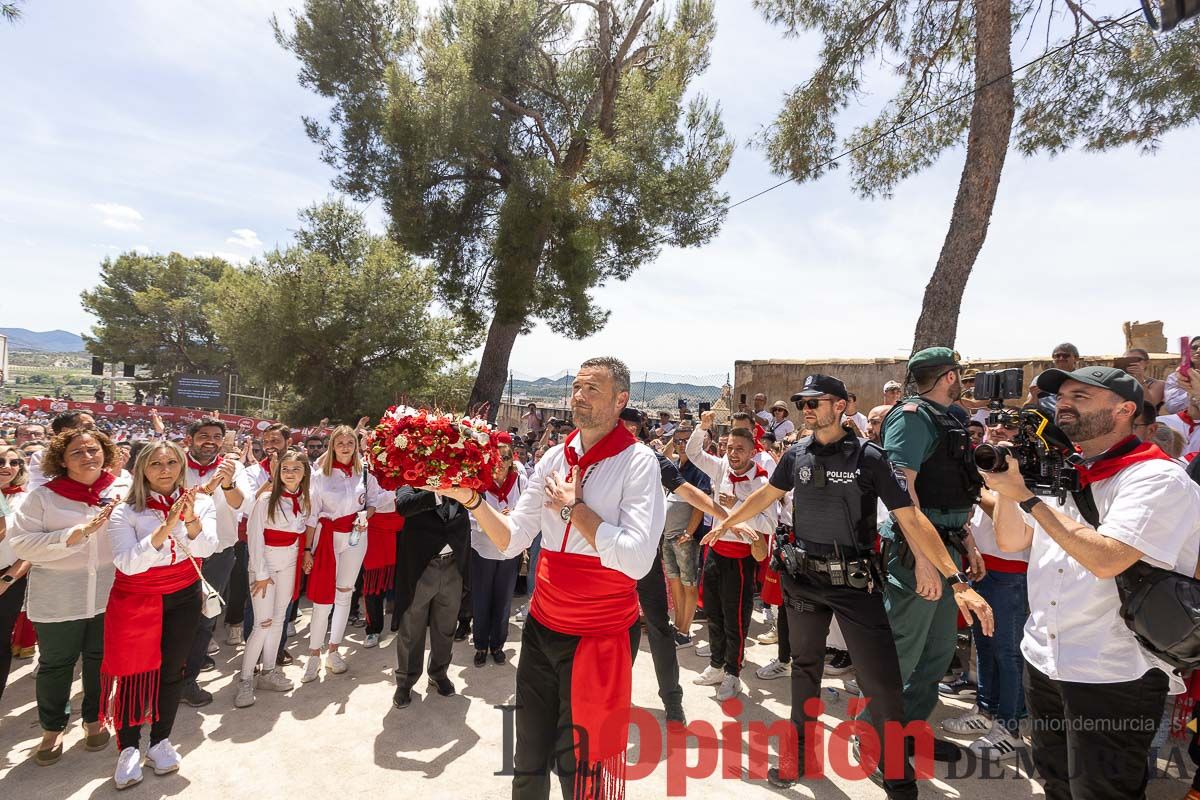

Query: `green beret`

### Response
(908, 347, 960, 371)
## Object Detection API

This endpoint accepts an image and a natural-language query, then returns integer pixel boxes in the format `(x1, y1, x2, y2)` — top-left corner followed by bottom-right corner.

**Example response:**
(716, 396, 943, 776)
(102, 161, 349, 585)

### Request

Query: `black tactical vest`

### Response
(789, 434, 878, 553)
(881, 397, 982, 512)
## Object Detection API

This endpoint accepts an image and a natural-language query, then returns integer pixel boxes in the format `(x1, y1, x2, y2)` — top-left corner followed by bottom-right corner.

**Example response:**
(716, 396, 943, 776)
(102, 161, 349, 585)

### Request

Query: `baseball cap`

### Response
(619, 407, 645, 424)
(791, 374, 849, 402)
(1034, 366, 1144, 406)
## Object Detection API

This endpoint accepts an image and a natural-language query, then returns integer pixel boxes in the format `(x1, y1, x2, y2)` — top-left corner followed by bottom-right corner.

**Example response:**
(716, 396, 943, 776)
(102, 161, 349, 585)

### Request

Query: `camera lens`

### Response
(973, 443, 1009, 473)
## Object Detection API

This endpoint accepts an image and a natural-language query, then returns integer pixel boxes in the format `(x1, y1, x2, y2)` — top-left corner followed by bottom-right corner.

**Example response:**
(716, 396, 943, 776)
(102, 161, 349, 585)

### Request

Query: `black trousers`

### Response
(1024, 660, 1168, 800)
(224, 540, 249, 626)
(0, 574, 27, 703)
(118, 582, 202, 750)
(702, 551, 756, 676)
(183, 544, 235, 681)
(782, 570, 915, 799)
(776, 599, 791, 662)
(513, 614, 640, 800)
(631, 546, 682, 709)
(470, 551, 521, 652)
(364, 592, 388, 636)
(394, 554, 462, 691)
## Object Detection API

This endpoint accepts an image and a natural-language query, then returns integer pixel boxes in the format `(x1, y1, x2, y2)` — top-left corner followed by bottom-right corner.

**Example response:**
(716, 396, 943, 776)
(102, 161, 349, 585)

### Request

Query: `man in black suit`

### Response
(392, 487, 471, 708)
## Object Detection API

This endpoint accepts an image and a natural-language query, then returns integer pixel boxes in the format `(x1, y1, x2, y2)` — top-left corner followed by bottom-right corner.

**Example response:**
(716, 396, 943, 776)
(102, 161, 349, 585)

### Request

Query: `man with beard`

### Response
(877, 348, 987, 763)
(866, 405, 891, 444)
(180, 417, 251, 707)
(436, 357, 665, 800)
(986, 366, 1200, 800)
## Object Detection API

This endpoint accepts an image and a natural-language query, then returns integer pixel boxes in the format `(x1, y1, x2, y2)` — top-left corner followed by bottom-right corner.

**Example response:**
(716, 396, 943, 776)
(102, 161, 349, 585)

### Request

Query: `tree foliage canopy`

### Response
(213, 200, 470, 423)
(81, 252, 233, 379)
(757, 0, 1200, 198)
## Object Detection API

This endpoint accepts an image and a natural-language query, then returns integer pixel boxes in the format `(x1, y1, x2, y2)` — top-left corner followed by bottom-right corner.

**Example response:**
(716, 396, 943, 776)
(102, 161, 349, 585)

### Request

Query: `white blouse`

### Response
(472, 472, 527, 561)
(246, 493, 309, 582)
(0, 490, 27, 571)
(308, 466, 377, 525)
(107, 492, 220, 576)
(10, 474, 133, 622)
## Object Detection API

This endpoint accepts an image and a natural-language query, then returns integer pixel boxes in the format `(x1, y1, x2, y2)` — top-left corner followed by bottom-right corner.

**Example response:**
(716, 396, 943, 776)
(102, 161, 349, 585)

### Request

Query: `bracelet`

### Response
(464, 491, 483, 511)
(221, 484, 234, 491)
(184, 517, 199, 525)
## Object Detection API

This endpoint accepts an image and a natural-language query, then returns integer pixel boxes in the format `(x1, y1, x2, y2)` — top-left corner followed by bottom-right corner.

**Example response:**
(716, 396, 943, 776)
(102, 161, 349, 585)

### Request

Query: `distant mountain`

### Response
(508, 377, 721, 406)
(0, 328, 87, 352)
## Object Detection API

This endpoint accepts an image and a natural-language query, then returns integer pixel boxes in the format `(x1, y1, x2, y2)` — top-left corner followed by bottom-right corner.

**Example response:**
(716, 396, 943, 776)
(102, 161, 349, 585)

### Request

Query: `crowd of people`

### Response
(1, 337, 1199, 799)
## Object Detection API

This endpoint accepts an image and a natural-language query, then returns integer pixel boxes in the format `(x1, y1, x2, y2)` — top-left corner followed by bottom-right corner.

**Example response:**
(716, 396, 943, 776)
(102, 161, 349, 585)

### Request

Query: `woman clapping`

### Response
(11, 429, 131, 765)
(105, 441, 218, 789)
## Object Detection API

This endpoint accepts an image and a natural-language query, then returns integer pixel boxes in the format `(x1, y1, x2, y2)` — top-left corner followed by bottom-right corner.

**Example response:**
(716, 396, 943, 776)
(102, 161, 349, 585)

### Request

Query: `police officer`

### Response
(709, 374, 993, 795)
(879, 347, 988, 763)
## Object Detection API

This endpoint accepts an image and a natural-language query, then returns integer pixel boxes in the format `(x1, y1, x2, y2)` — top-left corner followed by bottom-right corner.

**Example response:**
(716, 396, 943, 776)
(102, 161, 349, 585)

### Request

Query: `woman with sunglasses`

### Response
(1122, 348, 1165, 410)
(0, 445, 33, 702)
(10, 429, 131, 765)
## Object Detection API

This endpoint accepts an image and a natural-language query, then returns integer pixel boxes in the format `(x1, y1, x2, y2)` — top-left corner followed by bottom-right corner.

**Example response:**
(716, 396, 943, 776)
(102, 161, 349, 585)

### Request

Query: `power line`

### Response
(600, 7, 1143, 265)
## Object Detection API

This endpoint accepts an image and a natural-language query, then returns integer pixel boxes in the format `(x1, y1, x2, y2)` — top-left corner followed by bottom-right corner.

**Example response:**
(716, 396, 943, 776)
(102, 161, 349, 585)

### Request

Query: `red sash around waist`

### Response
(264, 528, 305, 601)
(364, 510, 402, 595)
(530, 549, 637, 800)
(100, 561, 199, 729)
(307, 513, 354, 605)
(711, 539, 753, 559)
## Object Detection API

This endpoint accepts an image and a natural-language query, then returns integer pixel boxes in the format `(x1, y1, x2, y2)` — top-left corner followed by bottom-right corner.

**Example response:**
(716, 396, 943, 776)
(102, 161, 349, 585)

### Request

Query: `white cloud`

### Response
(91, 202, 144, 231)
(194, 249, 250, 265)
(225, 228, 262, 249)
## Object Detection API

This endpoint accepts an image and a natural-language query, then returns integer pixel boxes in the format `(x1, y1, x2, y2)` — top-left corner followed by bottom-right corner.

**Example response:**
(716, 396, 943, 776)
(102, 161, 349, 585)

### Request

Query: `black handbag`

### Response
(1074, 485, 1200, 672)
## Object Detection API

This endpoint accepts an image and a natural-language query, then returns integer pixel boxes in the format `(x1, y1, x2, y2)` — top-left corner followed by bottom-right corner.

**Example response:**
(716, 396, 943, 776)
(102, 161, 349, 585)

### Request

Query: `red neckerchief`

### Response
(332, 459, 354, 477)
(561, 424, 638, 549)
(728, 464, 769, 484)
(281, 489, 303, 516)
(1, 484, 24, 497)
(258, 457, 272, 474)
(1180, 411, 1197, 436)
(1077, 436, 1173, 489)
(753, 423, 766, 452)
(45, 471, 117, 506)
(187, 454, 222, 478)
(145, 490, 181, 517)
(488, 469, 519, 505)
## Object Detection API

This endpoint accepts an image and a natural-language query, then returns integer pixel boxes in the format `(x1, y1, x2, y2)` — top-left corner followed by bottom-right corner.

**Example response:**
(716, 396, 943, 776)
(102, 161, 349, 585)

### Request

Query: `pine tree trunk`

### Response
(910, 0, 1015, 353)
(469, 315, 522, 421)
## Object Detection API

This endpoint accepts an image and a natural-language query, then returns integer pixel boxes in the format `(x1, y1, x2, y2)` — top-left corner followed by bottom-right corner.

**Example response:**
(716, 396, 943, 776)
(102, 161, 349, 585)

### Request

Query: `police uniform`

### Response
(878, 348, 981, 734)
(769, 374, 916, 798)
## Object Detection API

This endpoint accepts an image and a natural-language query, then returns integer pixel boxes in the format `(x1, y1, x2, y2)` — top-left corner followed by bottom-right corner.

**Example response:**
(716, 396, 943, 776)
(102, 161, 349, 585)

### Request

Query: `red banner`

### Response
(17, 397, 279, 434)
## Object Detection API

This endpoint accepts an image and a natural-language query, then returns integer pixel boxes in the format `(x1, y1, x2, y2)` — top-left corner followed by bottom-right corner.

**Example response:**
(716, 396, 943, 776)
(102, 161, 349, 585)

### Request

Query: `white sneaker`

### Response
(756, 658, 790, 680)
(942, 705, 993, 735)
(301, 654, 321, 683)
(695, 642, 711, 657)
(756, 626, 779, 645)
(206, 639, 219, 656)
(257, 668, 293, 693)
(968, 722, 1024, 762)
(145, 738, 180, 775)
(114, 746, 143, 789)
(286, 622, 297, 637)
(693, 665, 725, 686)
(763, 606, 775, 626)
(364, 633, 379, 649)
(233, 678, 256, 708)
(326, 650, 347, 674)
(225, 625, 244, 646)
(716, 674, 742, 701)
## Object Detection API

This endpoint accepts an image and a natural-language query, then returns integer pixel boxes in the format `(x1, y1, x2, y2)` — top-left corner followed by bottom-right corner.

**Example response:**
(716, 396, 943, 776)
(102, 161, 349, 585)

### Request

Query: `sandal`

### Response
(83, 721, 111, 752)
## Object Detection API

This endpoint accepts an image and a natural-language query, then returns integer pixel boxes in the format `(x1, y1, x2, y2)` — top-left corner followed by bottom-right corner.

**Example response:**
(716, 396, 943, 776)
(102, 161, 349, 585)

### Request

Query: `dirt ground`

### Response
(1, 602, 1192, 799)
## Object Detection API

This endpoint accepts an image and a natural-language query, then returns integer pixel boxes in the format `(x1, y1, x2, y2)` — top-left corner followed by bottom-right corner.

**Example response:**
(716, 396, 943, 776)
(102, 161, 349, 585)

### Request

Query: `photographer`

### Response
(985, 366, 1200, 800)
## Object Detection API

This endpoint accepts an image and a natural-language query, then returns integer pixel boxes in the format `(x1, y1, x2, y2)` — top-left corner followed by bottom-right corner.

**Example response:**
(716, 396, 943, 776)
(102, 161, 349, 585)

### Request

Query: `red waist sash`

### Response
(307, 514, 354, 604)
(530, 549, 636, 800)
(363, 510, 403, 595)
(264, 528, 305, 601)
(100, 561, 198, 728)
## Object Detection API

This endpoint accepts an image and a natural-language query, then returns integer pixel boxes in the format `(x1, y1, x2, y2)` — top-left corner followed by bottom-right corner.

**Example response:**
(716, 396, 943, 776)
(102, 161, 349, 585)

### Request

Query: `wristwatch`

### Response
(1019, 496, 1044, 514)
(946, 571, 971, 589)
(0, 574, 13, 585)
(559, 504, 573, 522)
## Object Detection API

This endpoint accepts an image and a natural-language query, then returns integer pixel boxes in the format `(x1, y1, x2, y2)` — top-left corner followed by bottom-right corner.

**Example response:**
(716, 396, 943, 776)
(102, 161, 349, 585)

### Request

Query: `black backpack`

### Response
(1075, 463, 1200, 673)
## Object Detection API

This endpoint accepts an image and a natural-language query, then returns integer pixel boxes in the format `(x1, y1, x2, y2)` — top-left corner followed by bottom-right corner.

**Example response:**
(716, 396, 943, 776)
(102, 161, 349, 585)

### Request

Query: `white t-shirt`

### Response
(1021, 459, 1200, 694)
(970, 504, 1029, 564)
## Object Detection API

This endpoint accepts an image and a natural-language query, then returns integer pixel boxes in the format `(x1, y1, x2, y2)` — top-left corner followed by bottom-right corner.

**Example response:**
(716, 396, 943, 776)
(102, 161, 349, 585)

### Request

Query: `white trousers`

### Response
(308, 531, 366, 649)
(242, 546, 297, 681)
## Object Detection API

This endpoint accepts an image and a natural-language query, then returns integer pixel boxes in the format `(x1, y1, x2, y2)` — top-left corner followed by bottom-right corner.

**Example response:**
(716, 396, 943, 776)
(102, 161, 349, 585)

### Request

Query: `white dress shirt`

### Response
(246, 494, 307, 582)
(308, 467, 372, 526)
(0, 490, 27, 571)
(1164, 372, 1189, 415)
(498, 435, 666, 581)
(108, 492, 219, 575)
(1021, 459, 1200, 694)
(970, 504, 1029, 563)
(472, 473, 527, 560)
(685, 427, 778, 539)
(10, 474, 133, 622)
(185, 457, 251, 552)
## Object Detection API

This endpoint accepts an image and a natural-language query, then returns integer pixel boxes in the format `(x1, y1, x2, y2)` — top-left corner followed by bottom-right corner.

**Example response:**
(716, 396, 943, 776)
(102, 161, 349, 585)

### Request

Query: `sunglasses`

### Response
(1052, 353, 1073, 360)
(795, 398, 834, 410)
(1, 458, 24, 467)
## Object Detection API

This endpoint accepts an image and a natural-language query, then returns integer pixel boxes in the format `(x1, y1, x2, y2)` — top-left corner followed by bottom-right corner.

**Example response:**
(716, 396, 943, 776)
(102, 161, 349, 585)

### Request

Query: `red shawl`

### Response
(363, 511, 403, 596)
(537, 423, 638, 800)
(100, 561, 198, 729)
(308, 513, 355, 604)
(45, 471, 116, 506)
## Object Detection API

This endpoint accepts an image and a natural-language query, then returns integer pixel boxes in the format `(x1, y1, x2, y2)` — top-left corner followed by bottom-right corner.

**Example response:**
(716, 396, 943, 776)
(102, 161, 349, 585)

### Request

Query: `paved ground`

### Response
(1, 602, 1193, 799)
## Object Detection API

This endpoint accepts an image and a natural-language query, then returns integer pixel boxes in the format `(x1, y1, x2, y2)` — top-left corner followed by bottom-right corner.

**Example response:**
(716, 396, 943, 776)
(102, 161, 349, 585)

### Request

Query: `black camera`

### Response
(772, 534, 805, 578)
(971, 369, 1082, 501)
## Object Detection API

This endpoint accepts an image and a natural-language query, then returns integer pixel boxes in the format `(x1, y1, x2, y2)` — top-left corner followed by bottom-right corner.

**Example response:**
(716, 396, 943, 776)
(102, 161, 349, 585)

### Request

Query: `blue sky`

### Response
(1, 0, 1196, 379)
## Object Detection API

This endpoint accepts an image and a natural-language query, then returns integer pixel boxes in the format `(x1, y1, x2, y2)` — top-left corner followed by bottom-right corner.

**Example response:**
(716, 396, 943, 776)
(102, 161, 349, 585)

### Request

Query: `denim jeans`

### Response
(972, 569, 1028, 732)
(525, 533, 542, 596)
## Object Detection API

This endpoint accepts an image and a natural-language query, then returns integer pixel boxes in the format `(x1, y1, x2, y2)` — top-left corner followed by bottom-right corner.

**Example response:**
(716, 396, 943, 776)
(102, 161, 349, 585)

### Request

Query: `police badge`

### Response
(798, 466, 813, 485)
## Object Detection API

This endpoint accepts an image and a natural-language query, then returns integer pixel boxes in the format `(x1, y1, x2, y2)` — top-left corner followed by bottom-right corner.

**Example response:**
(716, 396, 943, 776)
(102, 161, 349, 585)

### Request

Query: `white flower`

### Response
(396, 434, 408, 449)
